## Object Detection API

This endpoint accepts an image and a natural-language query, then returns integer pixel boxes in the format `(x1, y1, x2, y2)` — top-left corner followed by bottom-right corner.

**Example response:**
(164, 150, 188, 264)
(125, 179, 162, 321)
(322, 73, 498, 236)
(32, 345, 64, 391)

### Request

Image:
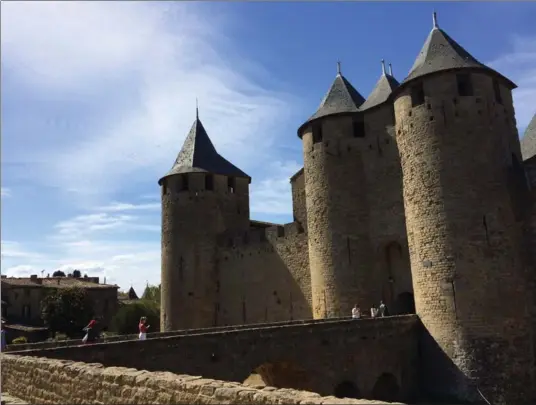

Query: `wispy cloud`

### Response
(2, 2, 300, 203)
(488, 35, 536, 134)
(250, 160, 301, 216)
(53, 212, 159, 241)
(1, 188, 11, 198)
(94, 201, 160, 212)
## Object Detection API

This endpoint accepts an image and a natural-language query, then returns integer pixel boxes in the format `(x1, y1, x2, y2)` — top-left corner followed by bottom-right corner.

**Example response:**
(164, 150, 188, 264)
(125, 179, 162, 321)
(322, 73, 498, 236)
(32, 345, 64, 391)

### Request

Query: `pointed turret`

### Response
(298, 62, 365, 136)
(158, 113, 249, 185)
(359, 60, 400, 111)
(128, 286, 139, 300)
(401, 12, 515, 88)
(521, 114, 536, 161)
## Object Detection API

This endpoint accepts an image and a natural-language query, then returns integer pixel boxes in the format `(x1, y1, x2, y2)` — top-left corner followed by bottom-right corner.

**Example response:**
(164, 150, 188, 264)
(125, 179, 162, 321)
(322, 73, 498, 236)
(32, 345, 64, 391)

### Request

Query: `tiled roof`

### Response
(159, 113, 250, 184)
(298, 71, 365, 135)
(521, 114, 536, 161)
(360, 70, 400, 111)
(400, 19, 515, 89)
(1, 277, 118, 289)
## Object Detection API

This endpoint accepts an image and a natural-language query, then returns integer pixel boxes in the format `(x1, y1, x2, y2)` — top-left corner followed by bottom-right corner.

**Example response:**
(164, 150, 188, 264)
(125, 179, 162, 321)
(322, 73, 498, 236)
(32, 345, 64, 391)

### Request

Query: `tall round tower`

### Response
(159, 109, 250, 331)
(393, 14, 533, 403)
(298, 64, 377, 319)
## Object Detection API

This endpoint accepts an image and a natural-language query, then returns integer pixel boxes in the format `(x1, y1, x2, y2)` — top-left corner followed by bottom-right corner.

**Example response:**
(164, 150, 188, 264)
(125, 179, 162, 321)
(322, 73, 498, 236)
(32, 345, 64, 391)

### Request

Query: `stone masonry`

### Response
(1, 354, 407, 405)
(8, 316, 420, 402)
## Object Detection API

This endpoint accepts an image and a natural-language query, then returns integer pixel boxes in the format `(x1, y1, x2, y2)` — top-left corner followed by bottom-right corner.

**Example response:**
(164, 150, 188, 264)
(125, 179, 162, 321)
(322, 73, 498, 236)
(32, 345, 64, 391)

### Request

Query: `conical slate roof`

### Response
(360, 69, 400, 111)
(401, 17, 515, 89)
(159, 113, 250, 184)
(128, 287, 139, 300)
(521, 114, 536, 161)
(298, 70, 365, 135)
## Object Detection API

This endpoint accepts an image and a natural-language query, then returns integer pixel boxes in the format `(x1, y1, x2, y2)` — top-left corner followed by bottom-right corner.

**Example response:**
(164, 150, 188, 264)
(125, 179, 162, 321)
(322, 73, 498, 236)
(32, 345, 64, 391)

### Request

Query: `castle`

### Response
(159, 13, 536, 403)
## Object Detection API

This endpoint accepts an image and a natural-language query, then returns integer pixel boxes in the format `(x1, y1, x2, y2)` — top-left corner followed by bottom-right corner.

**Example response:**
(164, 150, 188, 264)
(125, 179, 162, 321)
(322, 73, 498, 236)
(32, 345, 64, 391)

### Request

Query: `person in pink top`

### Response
(139, 317, 150, 340)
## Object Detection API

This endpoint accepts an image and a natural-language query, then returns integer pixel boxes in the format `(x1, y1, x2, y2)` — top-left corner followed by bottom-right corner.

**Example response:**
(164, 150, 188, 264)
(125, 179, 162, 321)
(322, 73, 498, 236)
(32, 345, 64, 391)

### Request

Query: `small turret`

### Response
(160, 109, 250, 331)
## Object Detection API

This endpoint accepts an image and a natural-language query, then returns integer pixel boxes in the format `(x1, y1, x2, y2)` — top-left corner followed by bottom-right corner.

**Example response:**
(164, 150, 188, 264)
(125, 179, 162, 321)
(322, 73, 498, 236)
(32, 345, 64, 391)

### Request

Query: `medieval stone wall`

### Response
(290, 168, 307, 230)
(360, 103, 413, 314)
(1, 354, 407, 405)
(302, 115, 375, 319)
(216, 222, 312, 326)
(10, 315, 421, 401)
(160, 172, 250, 331)
(394, 70, 534, 403)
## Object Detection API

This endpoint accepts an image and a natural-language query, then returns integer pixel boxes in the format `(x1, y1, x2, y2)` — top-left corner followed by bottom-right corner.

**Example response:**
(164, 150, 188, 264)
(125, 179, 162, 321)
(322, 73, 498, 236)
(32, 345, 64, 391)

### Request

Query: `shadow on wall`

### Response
(243, 361, 312, 392)
(334, 381, 360, 399)
(372, 373, 400, 402)
(394, 292, 415, 315)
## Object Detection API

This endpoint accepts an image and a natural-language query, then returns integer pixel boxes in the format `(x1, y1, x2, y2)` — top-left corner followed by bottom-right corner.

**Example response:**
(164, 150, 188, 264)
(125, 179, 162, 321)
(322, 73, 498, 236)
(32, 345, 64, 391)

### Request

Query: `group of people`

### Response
(81, 316, 150, 344)
(351, 300, 388, 319)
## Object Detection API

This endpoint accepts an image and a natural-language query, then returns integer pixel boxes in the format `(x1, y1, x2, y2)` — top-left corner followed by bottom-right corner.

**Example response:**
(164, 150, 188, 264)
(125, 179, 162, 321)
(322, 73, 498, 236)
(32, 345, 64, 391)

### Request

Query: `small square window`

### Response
(352, 119, 365, 138)
(205, 174, 214, 191)
(312, 124, 323, 144)
(411, 83, 425, 107)
(456, 74, 473, 96)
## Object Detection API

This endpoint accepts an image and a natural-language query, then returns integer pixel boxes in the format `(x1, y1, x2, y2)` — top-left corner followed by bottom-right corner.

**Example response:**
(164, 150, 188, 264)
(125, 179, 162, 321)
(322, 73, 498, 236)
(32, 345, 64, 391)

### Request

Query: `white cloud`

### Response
(94, 201, 160, 212)
(1, 2, 300, 202)
(1, 241, 43, 260)
(250, 160, 302, 216)
(1, 188, 11, 198)
(53, 212, 159, 241)
(2, 239, 160, 293)
(488, 35, 536, 133)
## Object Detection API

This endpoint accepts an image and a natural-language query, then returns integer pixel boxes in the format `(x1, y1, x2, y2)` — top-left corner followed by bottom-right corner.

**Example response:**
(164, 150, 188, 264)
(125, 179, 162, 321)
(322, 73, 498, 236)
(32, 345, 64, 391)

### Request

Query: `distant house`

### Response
(1, 274, 119, 342)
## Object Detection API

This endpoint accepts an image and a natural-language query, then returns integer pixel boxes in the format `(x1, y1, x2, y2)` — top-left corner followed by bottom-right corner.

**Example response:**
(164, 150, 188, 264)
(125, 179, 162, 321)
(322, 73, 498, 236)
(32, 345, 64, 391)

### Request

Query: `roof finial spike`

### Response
(337, 60, 341, 75)
(381, 59, 386, 75)
(433, 11, 438, 29)
(196, 98, 199, 119)
(388, 63, 393, 76)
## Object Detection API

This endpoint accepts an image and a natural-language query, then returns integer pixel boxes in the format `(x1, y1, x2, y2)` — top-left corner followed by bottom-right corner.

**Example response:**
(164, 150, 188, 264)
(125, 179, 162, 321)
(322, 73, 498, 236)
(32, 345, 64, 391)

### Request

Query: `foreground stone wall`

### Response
(1, 354, 405, 405)
(10, 316, 420, 401)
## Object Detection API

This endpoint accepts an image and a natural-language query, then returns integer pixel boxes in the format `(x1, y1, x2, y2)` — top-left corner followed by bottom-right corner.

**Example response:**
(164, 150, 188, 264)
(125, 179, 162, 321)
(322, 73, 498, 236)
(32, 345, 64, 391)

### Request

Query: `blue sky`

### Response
(2, 1, 535, 295)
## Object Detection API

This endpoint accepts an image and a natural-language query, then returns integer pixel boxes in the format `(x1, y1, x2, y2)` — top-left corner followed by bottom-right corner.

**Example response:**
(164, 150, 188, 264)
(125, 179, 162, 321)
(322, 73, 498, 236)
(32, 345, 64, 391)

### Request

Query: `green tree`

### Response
(52, 270, 66, 277)
(110, 300, 160, 335)
(41, 287, 94, 338)
(142, 284, 161, 304)
(72, 269, 82, 278)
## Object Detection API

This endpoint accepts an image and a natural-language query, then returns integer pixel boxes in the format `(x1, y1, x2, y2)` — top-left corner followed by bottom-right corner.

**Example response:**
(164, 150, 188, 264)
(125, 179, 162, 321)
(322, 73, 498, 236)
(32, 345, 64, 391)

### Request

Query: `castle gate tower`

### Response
(159, 109, 250, 331)
(298, 65, 376, 319)
(358, 61, 414, 315)
(393, 14, 534, 403)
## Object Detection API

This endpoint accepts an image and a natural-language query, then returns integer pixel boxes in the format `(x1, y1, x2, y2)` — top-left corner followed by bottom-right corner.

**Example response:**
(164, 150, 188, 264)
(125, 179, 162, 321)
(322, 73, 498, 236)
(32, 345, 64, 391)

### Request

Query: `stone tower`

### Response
(393, 14, 534, 404)
(358, 62, 414, 315)
(159, 110, 250, 331)
(298, 66, 377, 319)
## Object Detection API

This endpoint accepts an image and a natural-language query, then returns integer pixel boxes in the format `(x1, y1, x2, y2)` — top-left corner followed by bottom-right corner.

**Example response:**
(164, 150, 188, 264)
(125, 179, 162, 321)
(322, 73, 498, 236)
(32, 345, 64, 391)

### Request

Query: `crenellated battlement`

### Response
(216, 221, 305, 250)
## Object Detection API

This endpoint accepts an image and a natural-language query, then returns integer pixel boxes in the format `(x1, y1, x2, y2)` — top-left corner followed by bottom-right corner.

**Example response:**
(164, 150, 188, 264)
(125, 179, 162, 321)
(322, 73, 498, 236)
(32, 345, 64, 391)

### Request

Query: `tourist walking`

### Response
(139, 317, 150, 340)
(351, 304, 361, 319)
(82, 318, 97, 344)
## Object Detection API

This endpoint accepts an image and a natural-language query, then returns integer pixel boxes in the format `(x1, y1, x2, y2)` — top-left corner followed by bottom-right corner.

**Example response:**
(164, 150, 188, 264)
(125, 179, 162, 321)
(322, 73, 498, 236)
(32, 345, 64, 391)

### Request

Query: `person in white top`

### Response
(351, 304, 361, 319)
(379, 301, 386, 317)
(371, 305, 378, 318)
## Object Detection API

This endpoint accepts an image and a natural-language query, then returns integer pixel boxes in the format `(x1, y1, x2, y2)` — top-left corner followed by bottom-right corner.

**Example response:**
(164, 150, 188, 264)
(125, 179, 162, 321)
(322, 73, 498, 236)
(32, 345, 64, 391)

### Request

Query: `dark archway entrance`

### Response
(394, 292, 415, 315)
(243, 361, 311, 391)
(333, 380, 360, 399)
(372, 373, 400, 402)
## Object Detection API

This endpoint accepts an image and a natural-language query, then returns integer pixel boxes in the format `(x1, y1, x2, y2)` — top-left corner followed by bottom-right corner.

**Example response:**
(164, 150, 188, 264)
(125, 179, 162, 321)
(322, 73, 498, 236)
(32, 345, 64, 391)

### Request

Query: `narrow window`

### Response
(227, 177, 235, 193)
(162, 182, 167, 195)
(181, 174, 189, 191)
(411, 83, 425, 107)
(205, 174, 214, 190)
(456, 74, 473, 96)
(312, 123, 323, 144)
(493, 80, 502, 104)
(352, 118, 365, 138)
